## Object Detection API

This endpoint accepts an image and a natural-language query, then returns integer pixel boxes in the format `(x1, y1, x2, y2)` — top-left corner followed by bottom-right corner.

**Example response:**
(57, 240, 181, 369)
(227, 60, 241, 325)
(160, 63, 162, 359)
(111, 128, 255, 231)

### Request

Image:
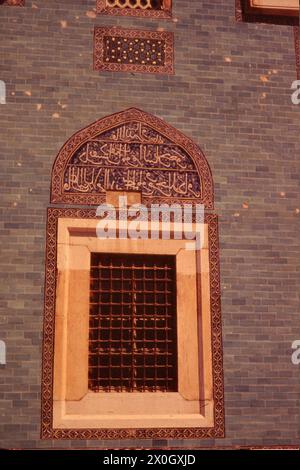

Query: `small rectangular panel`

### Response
(2, 0, 25, 5)
(94, 27, 174, 75)
(96, 0, 172, 19)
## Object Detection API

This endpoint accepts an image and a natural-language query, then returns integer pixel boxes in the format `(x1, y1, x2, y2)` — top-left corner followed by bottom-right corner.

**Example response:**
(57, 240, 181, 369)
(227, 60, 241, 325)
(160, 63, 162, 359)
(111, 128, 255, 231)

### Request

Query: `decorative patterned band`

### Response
(96, 0, 172, 19)
(1, 0, 25, 5)
(295, 27, 300, 80)
(94, 27, 174, 75)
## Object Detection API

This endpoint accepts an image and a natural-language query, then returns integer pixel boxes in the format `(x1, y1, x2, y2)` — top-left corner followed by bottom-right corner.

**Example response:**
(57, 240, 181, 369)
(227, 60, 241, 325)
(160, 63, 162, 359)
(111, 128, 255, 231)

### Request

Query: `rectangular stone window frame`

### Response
(41, 208, 224, 440)
(53, 218, 212, 428)
(96, 0, 172, 19)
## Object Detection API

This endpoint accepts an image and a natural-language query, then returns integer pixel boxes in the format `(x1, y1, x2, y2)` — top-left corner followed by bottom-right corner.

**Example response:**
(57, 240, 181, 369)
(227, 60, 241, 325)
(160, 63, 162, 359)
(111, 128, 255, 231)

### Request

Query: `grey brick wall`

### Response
(0, 0, 299, 448)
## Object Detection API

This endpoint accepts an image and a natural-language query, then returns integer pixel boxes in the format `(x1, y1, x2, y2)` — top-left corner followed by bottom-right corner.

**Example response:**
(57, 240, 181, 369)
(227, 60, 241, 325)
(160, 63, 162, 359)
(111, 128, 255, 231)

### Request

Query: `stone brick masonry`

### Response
(0, 0, 299, 448)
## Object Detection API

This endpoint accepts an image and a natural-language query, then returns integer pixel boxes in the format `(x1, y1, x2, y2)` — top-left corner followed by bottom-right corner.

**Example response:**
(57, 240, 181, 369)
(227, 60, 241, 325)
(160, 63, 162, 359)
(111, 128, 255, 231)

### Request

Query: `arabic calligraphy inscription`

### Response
(63, 122, 202, 200)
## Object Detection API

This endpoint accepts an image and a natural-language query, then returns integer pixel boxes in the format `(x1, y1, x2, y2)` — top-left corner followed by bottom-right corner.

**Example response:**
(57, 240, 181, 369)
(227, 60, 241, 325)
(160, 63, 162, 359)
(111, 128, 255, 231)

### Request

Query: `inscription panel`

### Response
(63, 122, 201, 200)
(51, 108, 214, 208)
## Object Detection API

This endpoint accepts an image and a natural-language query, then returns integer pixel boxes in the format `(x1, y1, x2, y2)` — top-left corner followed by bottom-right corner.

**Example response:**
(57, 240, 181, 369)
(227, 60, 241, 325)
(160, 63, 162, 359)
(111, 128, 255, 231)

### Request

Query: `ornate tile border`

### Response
(96, 0, 172, 19)
(108, 445, 300, 450)
(235, 0, 298, 25)
(41, 208, 224, 440)
(1, 0, 24, 5)
(94, 27, 174, 75)
(294, 26, 299, 79)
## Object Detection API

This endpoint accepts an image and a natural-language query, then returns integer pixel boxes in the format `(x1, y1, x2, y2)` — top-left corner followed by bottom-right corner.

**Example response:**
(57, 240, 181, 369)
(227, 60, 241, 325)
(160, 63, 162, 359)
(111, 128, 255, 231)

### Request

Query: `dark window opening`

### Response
(88, 253, 177, 392)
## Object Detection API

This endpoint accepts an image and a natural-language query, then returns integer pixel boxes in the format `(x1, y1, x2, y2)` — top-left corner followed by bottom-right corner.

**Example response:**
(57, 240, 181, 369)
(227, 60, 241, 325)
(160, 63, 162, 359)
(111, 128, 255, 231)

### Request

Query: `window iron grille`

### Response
(88, 253, 177, 392)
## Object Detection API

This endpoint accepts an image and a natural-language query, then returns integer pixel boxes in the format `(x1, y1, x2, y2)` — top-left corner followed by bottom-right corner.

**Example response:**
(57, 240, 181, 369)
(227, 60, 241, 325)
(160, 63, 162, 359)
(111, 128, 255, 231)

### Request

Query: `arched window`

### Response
(42, 108, 224, 440)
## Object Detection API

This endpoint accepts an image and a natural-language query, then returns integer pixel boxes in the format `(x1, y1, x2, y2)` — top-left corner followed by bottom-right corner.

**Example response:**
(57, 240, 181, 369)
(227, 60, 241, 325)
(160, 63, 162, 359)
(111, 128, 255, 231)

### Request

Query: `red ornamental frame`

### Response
(50, 107, 214, 209)
(41, 208, 224, 440)
(2, 0, 24, 5)
(295, 27, 299, 80)
(96, 0, 172, 19)
(93, 27, 174, 75)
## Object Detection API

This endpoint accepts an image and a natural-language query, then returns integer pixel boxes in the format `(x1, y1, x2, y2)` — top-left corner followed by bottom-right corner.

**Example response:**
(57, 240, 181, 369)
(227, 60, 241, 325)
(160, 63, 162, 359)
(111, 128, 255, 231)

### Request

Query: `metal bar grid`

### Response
(88, 253, 177, 392)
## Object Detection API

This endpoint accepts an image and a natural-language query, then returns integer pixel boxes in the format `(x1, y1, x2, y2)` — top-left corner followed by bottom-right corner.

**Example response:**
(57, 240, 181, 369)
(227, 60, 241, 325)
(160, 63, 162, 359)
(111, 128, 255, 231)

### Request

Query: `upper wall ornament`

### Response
(51, 108, 214, 209)
(96, 0, 172, 19)
(1, 0, 24, 5)
(93, 27, 174, 75)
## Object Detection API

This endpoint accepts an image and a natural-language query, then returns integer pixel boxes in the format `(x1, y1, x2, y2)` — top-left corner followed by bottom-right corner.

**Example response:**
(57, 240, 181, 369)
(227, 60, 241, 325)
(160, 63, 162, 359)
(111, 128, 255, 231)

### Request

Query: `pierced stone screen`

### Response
(96, 0, 172, 19)
(106, 0, 163, 10)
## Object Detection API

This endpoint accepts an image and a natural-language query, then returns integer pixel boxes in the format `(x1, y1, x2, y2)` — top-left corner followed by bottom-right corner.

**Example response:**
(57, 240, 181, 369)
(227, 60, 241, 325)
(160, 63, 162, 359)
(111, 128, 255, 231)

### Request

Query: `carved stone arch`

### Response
(51, 108, 214, 209)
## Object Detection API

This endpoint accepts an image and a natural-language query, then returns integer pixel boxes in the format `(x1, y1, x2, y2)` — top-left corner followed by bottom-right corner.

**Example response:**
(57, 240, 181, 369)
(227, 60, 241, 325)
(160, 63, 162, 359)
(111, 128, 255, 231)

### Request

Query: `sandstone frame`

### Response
(41, 208, 224, 439)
